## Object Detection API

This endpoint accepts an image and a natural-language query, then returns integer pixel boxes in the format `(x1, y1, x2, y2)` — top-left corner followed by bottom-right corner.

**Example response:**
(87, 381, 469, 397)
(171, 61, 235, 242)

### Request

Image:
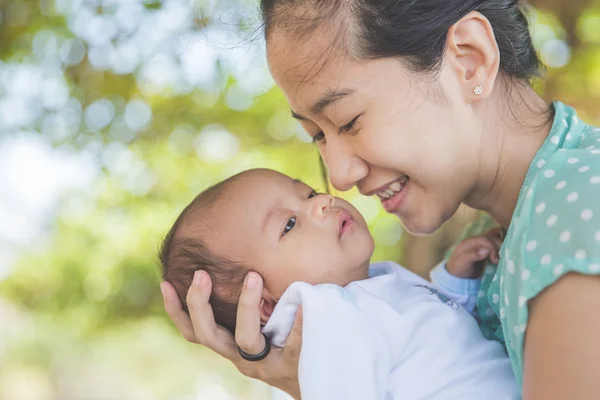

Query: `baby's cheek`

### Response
(266, 271, 294, 298)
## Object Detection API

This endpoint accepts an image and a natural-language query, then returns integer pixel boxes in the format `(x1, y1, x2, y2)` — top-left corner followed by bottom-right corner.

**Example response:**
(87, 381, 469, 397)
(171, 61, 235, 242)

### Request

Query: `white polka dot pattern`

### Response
(474, 103, 600, 385)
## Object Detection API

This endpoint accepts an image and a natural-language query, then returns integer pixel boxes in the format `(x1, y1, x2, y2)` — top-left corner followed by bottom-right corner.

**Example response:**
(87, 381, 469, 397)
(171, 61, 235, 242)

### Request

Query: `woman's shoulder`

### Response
(516, 127, 600, 264)
(533, 124, 600, 196)
(527, 116, 600, 197)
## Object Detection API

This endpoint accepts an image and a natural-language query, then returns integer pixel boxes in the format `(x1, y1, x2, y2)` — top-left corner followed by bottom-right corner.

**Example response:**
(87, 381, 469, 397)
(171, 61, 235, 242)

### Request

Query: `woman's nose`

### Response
(323, 139, 369, 192)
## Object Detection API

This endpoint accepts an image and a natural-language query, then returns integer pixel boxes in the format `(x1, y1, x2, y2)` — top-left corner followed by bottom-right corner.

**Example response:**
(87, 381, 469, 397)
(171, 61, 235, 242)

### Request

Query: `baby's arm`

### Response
(430, 228, 503, 314)
(430, 261, 482, 314)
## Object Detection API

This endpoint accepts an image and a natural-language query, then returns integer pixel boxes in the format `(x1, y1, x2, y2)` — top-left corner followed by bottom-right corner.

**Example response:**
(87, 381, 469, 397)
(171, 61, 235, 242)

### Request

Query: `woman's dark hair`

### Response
(260, 0, 542, 82)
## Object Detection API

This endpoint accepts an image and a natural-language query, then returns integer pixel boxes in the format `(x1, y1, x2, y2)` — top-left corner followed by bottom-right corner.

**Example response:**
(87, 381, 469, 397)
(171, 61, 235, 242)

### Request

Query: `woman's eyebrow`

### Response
(311, 88, 354, 114)
(290, 88, 355, 120)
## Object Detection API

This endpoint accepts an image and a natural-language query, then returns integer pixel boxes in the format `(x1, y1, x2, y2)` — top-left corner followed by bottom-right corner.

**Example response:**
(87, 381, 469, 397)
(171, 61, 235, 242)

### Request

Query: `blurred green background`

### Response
(0, 0, 599, 399)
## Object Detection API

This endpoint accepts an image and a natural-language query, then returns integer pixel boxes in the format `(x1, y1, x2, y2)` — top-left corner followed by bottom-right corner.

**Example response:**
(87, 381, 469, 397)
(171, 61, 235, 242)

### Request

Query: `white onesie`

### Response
(263, 261, 518, 400)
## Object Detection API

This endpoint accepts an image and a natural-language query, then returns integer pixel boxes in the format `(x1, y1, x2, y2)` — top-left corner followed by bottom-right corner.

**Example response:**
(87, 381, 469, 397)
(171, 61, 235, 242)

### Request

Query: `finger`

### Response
(161, 281, 197, 343)
(471, 235, 501, 263)
(186, 271, 238, 359)
(487, 227, 504, 239)
(284, 306, 303, 363)
(451, 237, 480, 259)
(457, 237, 491, 257)
(475, 246, 491, 261)
(235, 272, 266, 355)
(235, 346, 282, 382)
(462, 239, 495, 264)
(489, 244, 500, 264)
(486, 228, 505, 250)
(186, 270, 214, 342)
(235, 307, 300, 382)
(483, 229, 503, 263)
(459, 246, 490, 265)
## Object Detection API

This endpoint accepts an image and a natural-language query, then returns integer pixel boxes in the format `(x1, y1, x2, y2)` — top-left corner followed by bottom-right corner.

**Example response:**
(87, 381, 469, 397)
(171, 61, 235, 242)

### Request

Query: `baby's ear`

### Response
(260, 297, 276, 325)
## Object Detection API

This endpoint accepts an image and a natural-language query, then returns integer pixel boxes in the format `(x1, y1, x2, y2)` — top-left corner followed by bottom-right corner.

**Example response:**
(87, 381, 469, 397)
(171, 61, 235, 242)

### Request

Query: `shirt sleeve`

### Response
(518, 141, 600, 303)
(495, 128, 600, 381)
(430, 261, 482, 315)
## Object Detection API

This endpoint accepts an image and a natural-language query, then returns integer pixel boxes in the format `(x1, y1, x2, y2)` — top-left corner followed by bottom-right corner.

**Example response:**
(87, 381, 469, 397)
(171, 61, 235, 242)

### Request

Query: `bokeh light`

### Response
(0, 1, 599, 399)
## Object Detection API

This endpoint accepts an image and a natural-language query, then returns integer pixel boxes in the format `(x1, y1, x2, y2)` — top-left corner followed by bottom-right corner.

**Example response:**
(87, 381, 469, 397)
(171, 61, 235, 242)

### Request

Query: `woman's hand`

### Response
(160, 270, 302, 399)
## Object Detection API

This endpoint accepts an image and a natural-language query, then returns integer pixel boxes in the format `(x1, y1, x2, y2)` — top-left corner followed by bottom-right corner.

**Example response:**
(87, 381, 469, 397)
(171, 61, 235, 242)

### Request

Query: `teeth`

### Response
(376, 177, 409, 200)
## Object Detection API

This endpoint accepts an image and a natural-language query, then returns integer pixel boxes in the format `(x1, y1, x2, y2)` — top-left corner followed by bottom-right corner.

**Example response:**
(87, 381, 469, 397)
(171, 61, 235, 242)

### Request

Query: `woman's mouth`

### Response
(338, 209, 355, 238)
(374, 176, 409, 213)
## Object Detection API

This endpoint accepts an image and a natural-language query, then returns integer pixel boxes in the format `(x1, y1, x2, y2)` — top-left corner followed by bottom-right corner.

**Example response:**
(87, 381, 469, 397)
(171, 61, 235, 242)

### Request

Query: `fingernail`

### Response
(479, 248, 490, 257)
(246, 272, 259, 289)
(193, 270, 204, 286)
(159, 282, 166, 296)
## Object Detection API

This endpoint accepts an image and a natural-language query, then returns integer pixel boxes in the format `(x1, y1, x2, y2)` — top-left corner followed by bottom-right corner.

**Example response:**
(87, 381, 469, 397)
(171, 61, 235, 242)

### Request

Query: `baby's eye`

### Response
(308, 190, 320, 199)
(282, 217, 296, 236)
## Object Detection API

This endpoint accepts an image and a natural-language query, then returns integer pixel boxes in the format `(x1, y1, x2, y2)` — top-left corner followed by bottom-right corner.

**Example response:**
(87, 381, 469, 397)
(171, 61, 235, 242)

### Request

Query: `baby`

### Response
(160, 168, 518, 400)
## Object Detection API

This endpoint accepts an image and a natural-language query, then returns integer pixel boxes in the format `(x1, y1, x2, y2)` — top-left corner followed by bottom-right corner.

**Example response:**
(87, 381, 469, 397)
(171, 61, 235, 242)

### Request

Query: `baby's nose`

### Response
(311, 194, 335, 216)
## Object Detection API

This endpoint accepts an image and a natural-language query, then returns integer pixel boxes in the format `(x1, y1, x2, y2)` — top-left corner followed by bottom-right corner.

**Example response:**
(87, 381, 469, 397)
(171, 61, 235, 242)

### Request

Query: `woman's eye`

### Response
(312, 131, 325, 143)
(338, 114, 362, 134)
(282, 217, 296, 236)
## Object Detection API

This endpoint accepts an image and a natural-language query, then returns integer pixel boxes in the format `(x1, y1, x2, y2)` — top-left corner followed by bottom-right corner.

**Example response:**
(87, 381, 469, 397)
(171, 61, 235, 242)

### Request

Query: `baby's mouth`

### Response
(338, 209, 355, 238)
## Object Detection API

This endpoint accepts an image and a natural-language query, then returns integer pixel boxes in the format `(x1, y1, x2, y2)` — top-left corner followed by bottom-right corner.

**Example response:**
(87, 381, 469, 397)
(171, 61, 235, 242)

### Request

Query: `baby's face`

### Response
(205, 169, 375, 299)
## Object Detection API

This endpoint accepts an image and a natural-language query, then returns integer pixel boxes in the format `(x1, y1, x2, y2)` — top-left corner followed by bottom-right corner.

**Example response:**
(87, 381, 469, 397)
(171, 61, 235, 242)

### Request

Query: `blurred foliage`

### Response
(0, 0, 599, 398)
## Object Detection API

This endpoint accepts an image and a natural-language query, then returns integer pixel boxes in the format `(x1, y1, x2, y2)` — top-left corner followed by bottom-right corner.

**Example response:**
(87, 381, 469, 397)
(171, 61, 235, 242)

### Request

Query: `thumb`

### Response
(458, 245, 490, 265)
(471, 246, 490, 262)
(477, 247, 490, 259)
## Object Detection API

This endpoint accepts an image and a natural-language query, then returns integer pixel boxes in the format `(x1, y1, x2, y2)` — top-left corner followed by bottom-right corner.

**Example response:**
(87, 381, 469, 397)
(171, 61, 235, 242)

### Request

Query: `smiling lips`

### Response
(368, 175, 410, 214)
(374, 176, 409, 201)
(338, 209, 355, 238)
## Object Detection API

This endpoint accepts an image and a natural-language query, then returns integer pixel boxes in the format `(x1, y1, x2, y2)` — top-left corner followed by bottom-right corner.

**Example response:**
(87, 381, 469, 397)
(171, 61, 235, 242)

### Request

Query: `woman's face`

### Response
(266, 29, 485, 235)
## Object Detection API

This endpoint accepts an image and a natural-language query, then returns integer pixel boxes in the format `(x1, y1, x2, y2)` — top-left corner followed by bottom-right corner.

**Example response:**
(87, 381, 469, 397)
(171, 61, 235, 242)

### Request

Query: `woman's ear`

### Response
(445, 11, 501, 102)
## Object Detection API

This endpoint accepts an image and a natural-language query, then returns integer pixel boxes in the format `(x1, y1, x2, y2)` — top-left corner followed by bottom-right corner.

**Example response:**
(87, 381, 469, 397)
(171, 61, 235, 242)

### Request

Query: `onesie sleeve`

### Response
(430, 261, 481, 315)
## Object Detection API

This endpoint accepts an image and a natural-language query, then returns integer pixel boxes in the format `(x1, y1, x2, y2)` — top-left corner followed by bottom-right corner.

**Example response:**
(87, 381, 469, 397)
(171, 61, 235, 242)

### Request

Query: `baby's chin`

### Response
(274, 260, 372, 298)
(336, 260, 371, 286)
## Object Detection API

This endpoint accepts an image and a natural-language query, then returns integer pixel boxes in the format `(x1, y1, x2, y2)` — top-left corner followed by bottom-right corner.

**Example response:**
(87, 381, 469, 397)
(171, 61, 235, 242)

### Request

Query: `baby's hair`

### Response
(159, 175, 249, 335)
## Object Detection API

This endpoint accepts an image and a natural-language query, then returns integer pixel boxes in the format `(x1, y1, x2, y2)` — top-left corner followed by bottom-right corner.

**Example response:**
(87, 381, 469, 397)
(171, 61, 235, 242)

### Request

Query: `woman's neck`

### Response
(463, 86, 554, 228)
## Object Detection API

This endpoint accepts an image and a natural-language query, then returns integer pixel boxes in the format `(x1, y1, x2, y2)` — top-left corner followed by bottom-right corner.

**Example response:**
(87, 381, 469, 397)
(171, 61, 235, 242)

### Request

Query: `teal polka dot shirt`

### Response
(476, 102, 600, 387)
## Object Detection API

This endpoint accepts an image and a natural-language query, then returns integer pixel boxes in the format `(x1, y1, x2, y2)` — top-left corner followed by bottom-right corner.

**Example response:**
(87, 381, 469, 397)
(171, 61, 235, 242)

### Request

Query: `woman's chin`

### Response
(397, 212, 445, 236)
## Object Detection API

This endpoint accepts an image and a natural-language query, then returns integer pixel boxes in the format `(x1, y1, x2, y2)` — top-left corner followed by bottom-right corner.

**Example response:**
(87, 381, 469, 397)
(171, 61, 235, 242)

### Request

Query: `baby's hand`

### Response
(446, 228, 504, 279)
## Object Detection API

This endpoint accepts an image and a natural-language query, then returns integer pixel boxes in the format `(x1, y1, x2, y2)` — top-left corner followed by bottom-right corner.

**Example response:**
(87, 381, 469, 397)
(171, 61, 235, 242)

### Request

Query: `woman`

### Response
(160, 0, 600, 398)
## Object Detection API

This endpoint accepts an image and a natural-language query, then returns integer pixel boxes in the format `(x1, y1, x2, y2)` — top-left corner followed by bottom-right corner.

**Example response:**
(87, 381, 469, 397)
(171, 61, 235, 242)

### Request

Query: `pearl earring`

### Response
(474, 86, 484, 95)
